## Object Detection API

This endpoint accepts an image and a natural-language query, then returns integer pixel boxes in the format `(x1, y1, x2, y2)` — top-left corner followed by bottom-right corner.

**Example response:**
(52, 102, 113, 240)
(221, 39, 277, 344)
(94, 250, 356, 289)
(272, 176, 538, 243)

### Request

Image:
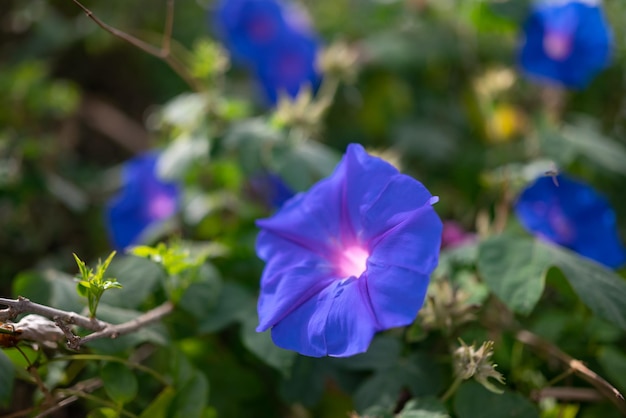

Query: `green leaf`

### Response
(158, 134, 210, 180)
(94, 251, 117, 283)
(17, 269, 84, 313)
(177, 264, 223, 319)
(454, 381, 539, 418)
(87, 408, 119, 418)
(398, 397, 450, 418)
(354, 353, 442, 412)
(73, 253, 91, 280)
(597, 346, 626, 394)
(160, 93, 209, 129)
(102, 280, 123, 290)
(329, 335, 401, 371)
(171, 370, 209, 418)
(100, 362, 138, 405)
(280, 356, 327, 407)
(276, 140, 341, 191)
(12, 271, 51, 303)
(541, 403, 579, 418)
(558, 120, 626, 176)
(479, 235, 626, 328)
(478, 235, 549, 315)
(78, 280, 91, 290)
(0, 350, 15, 407)
(129, 246, 159, 258)
(221, 119, 285, 176)
(85, 304, 168, 353)
(197, 283, 255, 333)
(543, 244, 626, 331)
(240, 309, 296, 375)
(48, 270, 85, 312)
(139, 387, 176, 418)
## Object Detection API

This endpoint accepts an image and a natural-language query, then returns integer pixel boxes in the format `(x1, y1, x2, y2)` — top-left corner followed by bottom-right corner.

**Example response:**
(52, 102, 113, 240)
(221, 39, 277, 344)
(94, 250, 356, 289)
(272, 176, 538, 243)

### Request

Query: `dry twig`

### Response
(516, 329, 626, 415)
(70, 0, 203, 91)
(0, 297, 174, 350)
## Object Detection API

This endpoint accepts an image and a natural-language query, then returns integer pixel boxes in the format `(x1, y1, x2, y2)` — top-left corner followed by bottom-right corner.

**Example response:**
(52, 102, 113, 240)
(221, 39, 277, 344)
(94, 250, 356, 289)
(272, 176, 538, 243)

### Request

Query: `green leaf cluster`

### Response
(74, 252, 122, 318)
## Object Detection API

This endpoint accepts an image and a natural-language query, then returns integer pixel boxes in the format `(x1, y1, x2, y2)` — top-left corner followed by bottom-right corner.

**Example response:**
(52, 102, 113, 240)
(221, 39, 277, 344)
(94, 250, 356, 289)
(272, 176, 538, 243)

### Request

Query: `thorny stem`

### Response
(0, 297, 174, 350)
(516, 329, 626, 415)
(79, 301, 173, 346)
(0, 296, 106, 331)
(70, 0, 204, 92)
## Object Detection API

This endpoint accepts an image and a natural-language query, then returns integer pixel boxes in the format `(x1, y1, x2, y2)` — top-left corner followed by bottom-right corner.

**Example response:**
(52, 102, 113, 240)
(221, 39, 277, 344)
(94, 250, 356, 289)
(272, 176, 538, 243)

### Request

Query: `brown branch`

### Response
(79, 96, 151, 154)
(0, 297, 106, 331)
(70, 0, 203, 92)
(516, 330, 626, 414)
(78, 301, 174, 346)
(0, 297, 174, 350)
(162, 0, 175, 55)
(36, 378, 103, 418)
(531, 387, 604, 403)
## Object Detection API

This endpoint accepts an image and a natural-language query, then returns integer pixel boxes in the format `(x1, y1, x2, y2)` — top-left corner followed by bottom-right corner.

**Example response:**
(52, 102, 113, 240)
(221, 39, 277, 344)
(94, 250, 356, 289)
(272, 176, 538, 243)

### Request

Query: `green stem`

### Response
(49, 354, 170, 386)
(440, 375, 464, 402)
(56, 389, 138, 418)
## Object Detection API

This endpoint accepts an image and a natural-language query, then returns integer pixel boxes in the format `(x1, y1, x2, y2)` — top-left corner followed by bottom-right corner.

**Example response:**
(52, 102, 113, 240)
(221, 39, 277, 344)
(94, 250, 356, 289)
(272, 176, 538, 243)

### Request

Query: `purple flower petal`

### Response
(271, 278, 378, 357)
(256, 143, 442, 357)
(212, 0, 321, 104)
(358, 174, 437, 242)
(364, 264, 430, 329)
(518, 1, 612, 89)
(256, 158, 348, 259)
(368, 205, 443, 276)
(105, 152, 180, 250)
(515, 174, 626, 268)
(256, 232, 336, 331)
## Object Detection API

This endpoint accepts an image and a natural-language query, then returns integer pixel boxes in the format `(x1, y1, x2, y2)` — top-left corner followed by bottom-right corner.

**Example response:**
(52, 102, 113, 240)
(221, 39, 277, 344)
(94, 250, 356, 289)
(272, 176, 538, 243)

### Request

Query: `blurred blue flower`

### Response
(254, 33, 321, 104)
(515, 174, 626, 269)
(519, 0, 612, 89)
(255, 144, 442, 357)
(105, 153, 180, 250)
(213, 0, 321, 104)
(249, 172, 295, 209)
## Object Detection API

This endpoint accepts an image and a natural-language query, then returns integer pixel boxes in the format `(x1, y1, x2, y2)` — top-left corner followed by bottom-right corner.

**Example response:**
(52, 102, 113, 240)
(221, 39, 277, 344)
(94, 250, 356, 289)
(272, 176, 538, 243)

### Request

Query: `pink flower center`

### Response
(543, 32, 572, 61)
(336, 245, 369, 278)
(548, 206, 575, 244)
(148, 194, 177, 220)
(246, 14, 278, 42)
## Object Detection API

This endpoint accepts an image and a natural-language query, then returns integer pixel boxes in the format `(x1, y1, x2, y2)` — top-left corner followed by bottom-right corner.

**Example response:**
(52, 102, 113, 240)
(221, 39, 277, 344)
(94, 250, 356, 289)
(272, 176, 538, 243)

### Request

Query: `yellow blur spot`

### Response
(486, 104, 525, 143)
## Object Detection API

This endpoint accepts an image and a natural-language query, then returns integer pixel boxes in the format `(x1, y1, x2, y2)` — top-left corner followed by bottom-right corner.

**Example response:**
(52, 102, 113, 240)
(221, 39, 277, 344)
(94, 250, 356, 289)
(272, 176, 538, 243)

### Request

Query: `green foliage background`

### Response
(1, 0, 626, 417)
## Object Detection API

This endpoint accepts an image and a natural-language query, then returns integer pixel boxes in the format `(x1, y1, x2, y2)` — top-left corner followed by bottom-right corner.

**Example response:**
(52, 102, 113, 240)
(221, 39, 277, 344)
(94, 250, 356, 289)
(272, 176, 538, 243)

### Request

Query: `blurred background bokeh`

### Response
(2, 0, 626, 416)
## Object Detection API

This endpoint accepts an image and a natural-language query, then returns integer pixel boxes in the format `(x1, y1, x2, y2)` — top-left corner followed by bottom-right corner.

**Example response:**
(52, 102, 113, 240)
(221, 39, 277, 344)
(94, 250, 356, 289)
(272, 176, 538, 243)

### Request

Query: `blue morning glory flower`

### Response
(249, 172, 295, 209)
(105, 153, 180, 250)
(213, 0, 321, 104)
(253, 33, 321, 104)
(255, 144, 443, 357)
(519, 0, 612, 89)
(515, 174, 626, 269)
(214, 0, 291, 65)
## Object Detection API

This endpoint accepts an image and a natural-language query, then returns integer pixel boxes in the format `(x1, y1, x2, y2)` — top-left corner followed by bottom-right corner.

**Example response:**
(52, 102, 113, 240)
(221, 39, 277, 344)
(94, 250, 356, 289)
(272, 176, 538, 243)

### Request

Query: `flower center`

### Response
(245, 12, 279, 43)
(336, 245, 369, 278)
(543, 32, 572, 61)
(148, 194, 177, 220)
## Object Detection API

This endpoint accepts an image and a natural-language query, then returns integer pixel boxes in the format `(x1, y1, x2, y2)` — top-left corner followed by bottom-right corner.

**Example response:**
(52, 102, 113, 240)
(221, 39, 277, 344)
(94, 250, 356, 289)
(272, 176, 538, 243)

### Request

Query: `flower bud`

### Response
(454, 340, 505, 394)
